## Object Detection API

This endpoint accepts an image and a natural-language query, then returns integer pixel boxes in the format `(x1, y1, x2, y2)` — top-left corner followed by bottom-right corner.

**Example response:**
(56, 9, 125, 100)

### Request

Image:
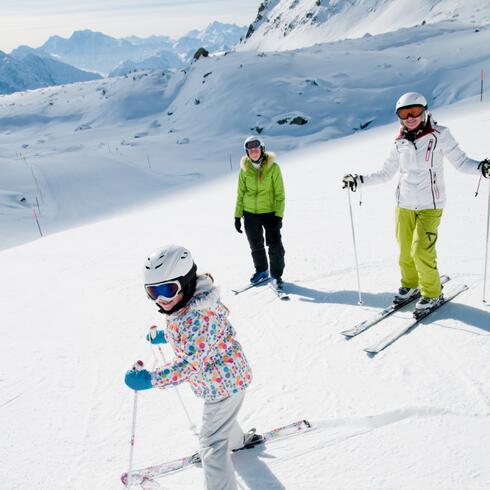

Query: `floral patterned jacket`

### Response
(151, 275, 252, 401)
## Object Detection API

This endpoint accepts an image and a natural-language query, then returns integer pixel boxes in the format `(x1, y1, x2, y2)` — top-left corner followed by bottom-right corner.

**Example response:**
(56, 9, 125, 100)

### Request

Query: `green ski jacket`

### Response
(234, 152, 285, 218)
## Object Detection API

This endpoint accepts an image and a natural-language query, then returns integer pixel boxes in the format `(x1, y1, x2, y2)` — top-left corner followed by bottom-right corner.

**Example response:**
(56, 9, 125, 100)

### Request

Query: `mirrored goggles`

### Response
(145, 280, 182, 301)
(396, 105, 425, 120)
(245, 139, 261, 150)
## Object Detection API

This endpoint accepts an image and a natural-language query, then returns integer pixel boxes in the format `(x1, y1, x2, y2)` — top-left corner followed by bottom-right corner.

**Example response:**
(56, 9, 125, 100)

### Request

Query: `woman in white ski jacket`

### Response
(342, 92, 489, 311)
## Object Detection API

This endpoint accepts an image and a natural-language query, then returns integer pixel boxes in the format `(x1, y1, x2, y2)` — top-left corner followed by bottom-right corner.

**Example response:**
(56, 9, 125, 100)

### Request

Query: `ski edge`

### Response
(121, 419, 311, 486)
(340, 274, 451, 338)
(363, 282, 468, 355)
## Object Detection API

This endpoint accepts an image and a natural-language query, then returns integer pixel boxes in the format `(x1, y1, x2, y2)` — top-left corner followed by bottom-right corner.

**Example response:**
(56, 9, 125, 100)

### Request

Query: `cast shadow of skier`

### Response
(412, 301, 490, 333)
(232, 445, 286, 490)
(284, 284, 490, 333)
(284, 282, 394, 308)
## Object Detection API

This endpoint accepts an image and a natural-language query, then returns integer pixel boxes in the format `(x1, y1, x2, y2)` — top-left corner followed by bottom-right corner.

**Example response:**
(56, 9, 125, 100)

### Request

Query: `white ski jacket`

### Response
(362, 119, 481, 210)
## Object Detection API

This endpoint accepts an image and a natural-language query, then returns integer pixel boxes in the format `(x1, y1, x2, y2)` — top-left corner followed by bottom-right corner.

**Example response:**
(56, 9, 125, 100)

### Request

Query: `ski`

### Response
(341, 274, 450, 338)
(231, 276, 270, 295)
(121, 419, 311, 487)
(363, 282, 468, 355)
(269, 281, 290, 301)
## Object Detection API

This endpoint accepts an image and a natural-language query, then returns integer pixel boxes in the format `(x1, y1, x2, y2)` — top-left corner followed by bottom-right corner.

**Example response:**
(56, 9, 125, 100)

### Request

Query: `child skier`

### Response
(124, 244, 261, 490)
(342, 92, 489, 312)
(234, 135, 286, 290)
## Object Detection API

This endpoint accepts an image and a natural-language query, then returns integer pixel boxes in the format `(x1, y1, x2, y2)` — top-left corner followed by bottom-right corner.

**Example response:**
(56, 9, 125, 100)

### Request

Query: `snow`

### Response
(241, 0, 490, 52)
(1, 9, 490, 490)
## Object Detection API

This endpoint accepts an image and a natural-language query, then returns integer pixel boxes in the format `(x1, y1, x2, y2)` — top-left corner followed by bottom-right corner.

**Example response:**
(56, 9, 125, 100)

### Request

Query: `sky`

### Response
(0, 0, 261, 52)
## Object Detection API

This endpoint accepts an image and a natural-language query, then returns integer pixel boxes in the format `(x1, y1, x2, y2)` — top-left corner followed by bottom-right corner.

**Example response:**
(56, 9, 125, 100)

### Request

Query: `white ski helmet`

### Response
(395, 92, 428, 113)
(143, 244, 195, 285)
(244, 135, 265, 152)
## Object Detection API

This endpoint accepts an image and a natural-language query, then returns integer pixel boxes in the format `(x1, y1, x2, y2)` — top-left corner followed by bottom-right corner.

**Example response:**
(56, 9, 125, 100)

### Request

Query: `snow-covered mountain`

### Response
(0, 48, 101, 95)
(109, 51, 183, 78)
(39, 30, 147, 75)
(174, 21, 249, 59)
(241, 0, 490, 51)
(31, 23, 247, 76)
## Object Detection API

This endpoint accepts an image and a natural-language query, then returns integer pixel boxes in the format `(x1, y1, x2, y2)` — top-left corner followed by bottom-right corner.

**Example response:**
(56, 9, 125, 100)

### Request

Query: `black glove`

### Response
(478, 159, 490, 179)
(342, 174, 363, 192)
(275, 216, 283, 228)
(234, 217, 242, 233)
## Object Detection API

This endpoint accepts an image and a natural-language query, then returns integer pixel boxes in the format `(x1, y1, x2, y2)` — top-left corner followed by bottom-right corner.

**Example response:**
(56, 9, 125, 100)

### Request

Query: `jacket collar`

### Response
(168, 274, 219, 318)
(397, 116, 436, 142)
(240, 151, 276, 171)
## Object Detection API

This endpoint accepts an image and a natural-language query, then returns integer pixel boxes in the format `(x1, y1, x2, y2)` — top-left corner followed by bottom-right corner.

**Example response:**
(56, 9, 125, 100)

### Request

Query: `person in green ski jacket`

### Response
(234, 136, 286, 288)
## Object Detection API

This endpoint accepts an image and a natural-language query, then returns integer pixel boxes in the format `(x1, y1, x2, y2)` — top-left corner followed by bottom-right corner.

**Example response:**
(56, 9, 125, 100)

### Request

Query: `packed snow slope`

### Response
(241, 0, 490, 51)
(1, 20, 489, 250)
(0, 97, 489, 489)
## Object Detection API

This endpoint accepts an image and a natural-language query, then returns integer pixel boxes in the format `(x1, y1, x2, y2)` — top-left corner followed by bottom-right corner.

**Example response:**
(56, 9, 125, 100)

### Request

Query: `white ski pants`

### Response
(199, 390, 246, 490)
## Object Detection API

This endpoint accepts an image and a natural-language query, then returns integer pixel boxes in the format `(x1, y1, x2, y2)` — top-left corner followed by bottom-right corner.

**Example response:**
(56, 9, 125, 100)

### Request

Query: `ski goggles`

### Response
(396, 105, 425, 120)
(245, 139, 261, 150)
(145, 280, 182, 301)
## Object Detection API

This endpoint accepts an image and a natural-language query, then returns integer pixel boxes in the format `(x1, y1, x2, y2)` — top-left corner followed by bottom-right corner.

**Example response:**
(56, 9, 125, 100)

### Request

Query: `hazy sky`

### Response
(0, 0, 261, 52)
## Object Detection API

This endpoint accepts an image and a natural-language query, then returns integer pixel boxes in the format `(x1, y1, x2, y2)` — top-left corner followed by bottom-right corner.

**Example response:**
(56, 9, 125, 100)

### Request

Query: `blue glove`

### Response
(146, 329, 167, 344)
(125, 368, 153, 391)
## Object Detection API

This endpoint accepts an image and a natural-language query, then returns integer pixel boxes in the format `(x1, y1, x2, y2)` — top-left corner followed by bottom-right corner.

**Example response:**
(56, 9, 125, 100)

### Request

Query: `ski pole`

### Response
(483, 178, 490, 303)
(150, 326, 199, 436)
(346, 188, 363, 305)
(126, 360, 143, 489)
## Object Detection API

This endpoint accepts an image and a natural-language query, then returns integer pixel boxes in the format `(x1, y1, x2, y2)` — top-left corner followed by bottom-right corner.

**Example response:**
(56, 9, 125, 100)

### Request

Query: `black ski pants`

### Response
(243, 211, 285, 279)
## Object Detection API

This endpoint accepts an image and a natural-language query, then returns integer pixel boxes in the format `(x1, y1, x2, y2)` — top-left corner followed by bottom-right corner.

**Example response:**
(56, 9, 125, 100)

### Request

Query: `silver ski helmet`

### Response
(395, 92, 428, 126)
(144, 244, 196, 296)
(396, 92, 428, 113)
(244, 135, 265, 163)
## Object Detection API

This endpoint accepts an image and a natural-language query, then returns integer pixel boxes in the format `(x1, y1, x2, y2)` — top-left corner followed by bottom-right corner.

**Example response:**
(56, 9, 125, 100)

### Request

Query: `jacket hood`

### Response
(240, 151, 277, 171)
(170, 274, 219, 316)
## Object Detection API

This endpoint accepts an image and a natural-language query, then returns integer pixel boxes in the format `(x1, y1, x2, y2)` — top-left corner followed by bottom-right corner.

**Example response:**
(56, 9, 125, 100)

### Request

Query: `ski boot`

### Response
(414, 294, 444, 318)
(233, 428, 264, 452)
(271, 276, 284, 290)
(250, 270, 269, 285)
(189, 451, 202, 464)
(393, 286, 419, 305)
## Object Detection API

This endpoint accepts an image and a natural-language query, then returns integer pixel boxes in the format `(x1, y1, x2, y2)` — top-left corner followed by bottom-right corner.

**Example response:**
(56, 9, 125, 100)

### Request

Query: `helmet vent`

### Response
(155, 263, 163, 269)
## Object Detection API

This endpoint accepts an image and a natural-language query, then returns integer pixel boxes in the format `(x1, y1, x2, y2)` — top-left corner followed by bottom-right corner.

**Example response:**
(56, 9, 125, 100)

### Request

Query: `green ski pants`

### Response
(395, 207, 443, 298)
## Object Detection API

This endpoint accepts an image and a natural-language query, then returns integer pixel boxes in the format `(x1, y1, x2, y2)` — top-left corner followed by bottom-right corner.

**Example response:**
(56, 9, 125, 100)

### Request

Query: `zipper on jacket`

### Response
(429, 135, 438, 209)
(429, 168, 436, 208)
(433, 172, 440, 200)
(255, 168, 259, 213)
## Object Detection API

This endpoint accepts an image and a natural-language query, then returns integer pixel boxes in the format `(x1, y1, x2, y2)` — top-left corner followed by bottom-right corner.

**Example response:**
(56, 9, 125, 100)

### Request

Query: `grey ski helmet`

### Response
(143, 244, 195, 286)
(143, 244, 198, 314)
(244, 135, 265, 152)
(395, 92, 428, 113)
